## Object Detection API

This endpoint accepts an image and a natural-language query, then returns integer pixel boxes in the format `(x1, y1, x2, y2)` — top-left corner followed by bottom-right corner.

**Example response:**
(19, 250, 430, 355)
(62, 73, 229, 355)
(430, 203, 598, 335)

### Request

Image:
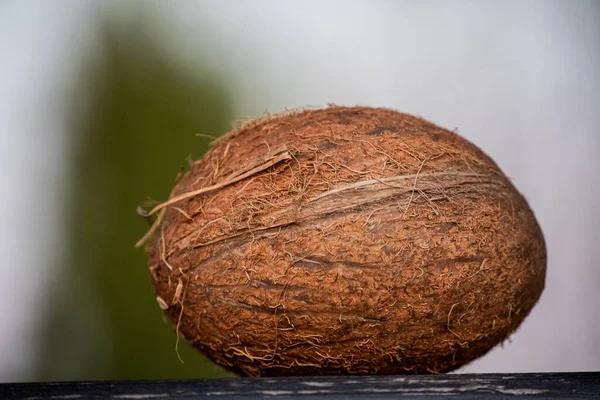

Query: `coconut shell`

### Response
(142, 106, 546, 376)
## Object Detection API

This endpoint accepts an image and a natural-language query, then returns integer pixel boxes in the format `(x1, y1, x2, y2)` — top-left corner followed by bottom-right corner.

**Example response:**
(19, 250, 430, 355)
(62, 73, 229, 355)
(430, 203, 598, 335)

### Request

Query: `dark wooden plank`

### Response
(0, 373, 598, 399)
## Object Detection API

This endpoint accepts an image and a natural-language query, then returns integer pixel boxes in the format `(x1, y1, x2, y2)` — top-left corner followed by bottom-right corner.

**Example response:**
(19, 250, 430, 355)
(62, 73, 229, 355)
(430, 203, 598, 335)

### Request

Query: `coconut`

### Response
(138, 106, 546, 376)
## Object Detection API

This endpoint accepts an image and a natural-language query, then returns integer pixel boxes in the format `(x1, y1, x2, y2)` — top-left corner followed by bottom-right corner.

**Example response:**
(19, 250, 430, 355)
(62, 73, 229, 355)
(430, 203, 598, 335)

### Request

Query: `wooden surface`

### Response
(1, 373, 598, 399)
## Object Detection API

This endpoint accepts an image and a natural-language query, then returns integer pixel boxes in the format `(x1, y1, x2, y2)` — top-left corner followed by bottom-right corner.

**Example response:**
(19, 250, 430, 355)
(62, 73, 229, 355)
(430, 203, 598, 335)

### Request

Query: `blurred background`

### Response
(0, 0, 598, 382)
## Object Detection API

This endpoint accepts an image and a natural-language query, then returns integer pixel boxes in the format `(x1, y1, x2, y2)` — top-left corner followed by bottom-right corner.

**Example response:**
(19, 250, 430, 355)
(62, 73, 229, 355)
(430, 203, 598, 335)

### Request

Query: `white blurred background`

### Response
(1, 0, 598, 382)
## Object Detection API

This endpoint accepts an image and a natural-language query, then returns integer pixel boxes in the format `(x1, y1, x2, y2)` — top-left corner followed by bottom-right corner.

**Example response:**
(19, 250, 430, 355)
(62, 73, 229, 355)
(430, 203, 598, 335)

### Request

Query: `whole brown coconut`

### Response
(140, 106, 546, 377)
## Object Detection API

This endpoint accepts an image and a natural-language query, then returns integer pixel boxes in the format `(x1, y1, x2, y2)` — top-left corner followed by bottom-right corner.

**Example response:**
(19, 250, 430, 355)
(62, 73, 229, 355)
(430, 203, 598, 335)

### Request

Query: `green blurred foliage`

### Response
(35, 13, 234, 380)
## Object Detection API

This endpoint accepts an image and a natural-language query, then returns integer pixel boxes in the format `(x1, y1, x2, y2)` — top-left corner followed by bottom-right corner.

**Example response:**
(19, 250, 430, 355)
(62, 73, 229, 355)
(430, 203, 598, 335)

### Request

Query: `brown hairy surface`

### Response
(142, 106, 546, 376)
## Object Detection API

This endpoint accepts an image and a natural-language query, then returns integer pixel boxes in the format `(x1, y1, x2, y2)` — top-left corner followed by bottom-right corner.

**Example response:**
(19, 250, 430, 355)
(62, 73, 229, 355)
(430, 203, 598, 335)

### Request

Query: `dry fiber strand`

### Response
(140, 106, 546, 376)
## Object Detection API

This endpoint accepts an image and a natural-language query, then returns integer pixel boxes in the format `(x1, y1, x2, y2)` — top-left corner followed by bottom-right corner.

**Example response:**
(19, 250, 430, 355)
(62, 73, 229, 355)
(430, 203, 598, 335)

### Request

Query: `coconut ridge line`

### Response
(140, 158, 503, 253)
(142, 106, 546, 376)
(152, 128, 511, 262)
(164, 169, 508, 263)
(137, 136, 504, 251)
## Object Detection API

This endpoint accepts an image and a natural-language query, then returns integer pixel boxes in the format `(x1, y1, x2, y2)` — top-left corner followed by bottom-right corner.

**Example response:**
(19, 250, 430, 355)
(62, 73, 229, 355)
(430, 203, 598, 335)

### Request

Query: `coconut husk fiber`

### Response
(139, 106, 546, 376)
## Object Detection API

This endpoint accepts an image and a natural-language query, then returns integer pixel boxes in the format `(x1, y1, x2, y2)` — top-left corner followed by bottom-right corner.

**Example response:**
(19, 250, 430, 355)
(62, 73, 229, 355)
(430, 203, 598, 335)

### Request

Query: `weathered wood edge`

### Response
(1, 372, 598, 399)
